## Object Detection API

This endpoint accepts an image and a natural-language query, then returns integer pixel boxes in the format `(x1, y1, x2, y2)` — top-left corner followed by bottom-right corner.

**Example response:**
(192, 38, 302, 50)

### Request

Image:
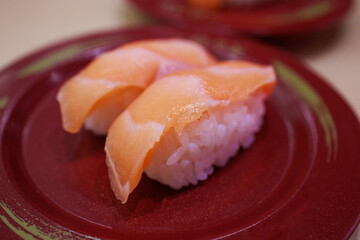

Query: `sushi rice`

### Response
(146, 93, 266, 189)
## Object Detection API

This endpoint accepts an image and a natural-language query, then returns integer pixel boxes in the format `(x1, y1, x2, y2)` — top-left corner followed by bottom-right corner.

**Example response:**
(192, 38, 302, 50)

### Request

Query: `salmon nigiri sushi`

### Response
(105, 60, 277, 203)
(57, 39, 216, 135)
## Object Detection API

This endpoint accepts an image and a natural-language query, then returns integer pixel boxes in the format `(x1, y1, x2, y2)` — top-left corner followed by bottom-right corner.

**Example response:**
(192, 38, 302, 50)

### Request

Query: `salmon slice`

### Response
(57, 39, 216, 135)
(105, 60, 277, 203)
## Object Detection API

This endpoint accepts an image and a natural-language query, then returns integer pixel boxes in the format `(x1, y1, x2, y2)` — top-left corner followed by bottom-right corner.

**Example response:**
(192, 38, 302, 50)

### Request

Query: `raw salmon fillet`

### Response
(57, 39, 216, 135)
(105, 60, 277, 203)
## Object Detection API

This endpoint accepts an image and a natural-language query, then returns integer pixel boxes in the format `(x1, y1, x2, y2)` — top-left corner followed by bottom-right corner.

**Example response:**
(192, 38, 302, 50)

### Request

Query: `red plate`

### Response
(130, 0, 353, 36)
(0, 26, 359, 239)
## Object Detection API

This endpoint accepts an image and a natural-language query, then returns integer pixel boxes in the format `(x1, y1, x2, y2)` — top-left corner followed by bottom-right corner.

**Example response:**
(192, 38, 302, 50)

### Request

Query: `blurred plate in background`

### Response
(130, 0, 353, 36)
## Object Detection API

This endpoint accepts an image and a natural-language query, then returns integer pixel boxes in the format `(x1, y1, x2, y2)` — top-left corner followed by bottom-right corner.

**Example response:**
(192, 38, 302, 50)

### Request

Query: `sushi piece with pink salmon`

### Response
(57, 39, 217, 135)
(105, 60, 277, 203)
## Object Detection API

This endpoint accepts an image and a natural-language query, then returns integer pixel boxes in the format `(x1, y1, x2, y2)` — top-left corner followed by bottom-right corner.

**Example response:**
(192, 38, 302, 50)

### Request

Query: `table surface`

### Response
(0, 0, 359, 239)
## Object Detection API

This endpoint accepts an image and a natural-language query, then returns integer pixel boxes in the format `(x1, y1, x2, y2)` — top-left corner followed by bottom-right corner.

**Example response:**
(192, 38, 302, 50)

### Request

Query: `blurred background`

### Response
(0, 0, 359, 239)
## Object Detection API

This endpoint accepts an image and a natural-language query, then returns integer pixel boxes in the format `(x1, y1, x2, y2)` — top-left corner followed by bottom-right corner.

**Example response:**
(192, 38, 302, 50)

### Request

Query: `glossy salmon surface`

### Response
(57, 39, 216, 134)
(105, 61, 277, 203)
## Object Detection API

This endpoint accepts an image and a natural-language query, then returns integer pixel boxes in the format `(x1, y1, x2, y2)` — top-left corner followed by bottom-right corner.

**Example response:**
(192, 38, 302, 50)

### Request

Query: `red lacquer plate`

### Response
(130, 0, 353, 36)
(0, 26, 359, 240)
